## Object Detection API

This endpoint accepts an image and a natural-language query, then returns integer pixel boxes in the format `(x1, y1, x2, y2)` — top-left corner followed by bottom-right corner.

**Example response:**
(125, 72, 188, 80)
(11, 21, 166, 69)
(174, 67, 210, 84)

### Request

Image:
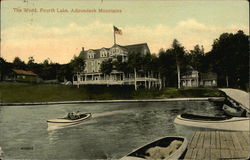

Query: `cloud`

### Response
(1, 19, 249, 63)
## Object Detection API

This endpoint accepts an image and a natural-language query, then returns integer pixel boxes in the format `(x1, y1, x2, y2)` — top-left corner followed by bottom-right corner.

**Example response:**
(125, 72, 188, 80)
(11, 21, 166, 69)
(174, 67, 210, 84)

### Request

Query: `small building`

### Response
(181, 70, 217, 88)
(199, 72, 217, 87)
(181, 70, 199, 88)
(5, 69, 39, 83)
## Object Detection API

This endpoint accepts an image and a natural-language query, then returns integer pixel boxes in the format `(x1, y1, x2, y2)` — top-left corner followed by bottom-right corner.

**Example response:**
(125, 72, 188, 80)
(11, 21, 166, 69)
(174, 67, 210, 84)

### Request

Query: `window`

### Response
(88, 51, 95, 59)
(101, 50, 107, 57)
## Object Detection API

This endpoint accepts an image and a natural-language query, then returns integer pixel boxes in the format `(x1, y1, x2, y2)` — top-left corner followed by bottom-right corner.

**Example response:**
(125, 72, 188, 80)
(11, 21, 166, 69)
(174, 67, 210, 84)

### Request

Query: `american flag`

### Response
(113, 26, 122, 35)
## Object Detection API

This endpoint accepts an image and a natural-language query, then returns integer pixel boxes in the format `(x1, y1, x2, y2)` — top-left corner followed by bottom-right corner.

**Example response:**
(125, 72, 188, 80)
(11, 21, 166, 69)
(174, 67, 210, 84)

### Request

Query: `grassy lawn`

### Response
(0, 82, 223, 103)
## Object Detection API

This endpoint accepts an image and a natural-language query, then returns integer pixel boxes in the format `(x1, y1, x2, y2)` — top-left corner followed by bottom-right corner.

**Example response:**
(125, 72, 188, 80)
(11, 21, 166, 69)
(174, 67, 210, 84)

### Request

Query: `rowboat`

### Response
(47, 113, 92, 124)
(174, 113, 250, 131)
(120, 136, 188, 160)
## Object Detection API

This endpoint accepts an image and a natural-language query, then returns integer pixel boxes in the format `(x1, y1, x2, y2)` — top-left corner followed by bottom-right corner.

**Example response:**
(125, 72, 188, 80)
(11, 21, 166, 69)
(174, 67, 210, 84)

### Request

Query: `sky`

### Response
(1, 0, 249, 64)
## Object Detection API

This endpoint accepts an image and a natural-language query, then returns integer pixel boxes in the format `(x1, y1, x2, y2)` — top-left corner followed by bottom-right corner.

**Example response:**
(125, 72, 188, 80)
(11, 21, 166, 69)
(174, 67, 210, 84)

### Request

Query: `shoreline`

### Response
(0, 97, 221, 106)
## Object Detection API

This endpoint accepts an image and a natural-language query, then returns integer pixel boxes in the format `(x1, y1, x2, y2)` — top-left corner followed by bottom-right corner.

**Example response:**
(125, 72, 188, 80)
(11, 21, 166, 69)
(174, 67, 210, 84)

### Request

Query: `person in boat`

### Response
(67, 111, 81, 120)
(67, 112, 74, 120)
(75, 111, 81, 119)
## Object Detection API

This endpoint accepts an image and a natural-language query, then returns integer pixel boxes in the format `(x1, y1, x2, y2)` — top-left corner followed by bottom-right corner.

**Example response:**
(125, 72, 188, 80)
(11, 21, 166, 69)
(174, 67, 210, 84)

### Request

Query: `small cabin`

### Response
(5, 69, 39, 83)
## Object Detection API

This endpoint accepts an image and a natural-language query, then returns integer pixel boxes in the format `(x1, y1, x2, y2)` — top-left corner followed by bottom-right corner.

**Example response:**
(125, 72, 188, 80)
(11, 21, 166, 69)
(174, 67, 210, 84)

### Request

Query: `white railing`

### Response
(73, 77, 160, 85)
(73, 80, 124, 85)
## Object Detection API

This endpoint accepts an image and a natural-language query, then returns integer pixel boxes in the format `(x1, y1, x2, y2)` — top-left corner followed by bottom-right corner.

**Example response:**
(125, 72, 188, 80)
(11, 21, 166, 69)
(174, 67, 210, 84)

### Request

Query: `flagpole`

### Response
(113, 28, 116, 45)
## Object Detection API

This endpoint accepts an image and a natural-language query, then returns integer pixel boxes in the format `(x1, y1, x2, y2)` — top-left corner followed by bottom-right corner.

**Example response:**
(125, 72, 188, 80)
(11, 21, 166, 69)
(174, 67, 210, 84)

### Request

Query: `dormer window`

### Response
(100, 49, 107, 58)
(87, 50, 95, 59)
(110, 47, 121, 57)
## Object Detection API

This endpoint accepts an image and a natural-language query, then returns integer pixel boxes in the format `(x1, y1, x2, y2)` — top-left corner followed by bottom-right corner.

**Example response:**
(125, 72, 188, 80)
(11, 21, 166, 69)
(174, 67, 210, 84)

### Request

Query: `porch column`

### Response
(77, 72, 79, 88)
(134, 68, 137, 90)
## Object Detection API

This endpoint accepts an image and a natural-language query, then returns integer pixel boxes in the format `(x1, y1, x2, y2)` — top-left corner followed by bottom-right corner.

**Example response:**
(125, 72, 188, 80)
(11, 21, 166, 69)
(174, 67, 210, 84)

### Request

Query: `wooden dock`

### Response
(184, 131, 250, 160)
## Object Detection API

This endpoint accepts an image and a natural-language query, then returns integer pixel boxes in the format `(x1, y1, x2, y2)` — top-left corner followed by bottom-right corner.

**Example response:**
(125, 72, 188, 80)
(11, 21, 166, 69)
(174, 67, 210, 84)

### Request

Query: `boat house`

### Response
(72, 43, 161, 89)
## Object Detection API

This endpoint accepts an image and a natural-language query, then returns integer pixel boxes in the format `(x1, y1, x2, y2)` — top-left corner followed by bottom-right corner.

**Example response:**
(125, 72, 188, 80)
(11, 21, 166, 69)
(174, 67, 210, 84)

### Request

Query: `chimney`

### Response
(82, 47, 84, 51)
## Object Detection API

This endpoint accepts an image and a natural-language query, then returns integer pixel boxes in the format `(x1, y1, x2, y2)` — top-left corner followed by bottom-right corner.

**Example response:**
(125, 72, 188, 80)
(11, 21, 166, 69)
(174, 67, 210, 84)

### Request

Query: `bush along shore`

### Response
(0, 82, 223, 103)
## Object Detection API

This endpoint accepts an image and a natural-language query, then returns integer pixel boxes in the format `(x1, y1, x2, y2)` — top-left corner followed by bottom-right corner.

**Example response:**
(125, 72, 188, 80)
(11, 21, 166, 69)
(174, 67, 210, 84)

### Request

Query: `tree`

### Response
(13, 57, 26, 69)
(127, 52, 143, 71)
(112, 55, 129, 74)
(171, 39, 186, 89)
(27, 56, 35, 65)
(141, 52, 153, 74)
(27, 56, 36, 71)
(187, 45, 205, 72)
(100, 59, 113, 75)
(0, 57, 11, 81)
(150, 54, 160, 76)
(57, 64, 73, 82)
(158, 49, 176, 87)
(127, 52, 145, 90)
(40, 59, 52, 80)
(70, 55, 85, 73)
(209, 30, 249, 89)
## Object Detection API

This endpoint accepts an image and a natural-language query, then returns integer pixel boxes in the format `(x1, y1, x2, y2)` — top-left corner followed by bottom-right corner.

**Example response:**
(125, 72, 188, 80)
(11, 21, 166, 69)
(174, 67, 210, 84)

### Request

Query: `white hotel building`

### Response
(73, 43, 161, 89)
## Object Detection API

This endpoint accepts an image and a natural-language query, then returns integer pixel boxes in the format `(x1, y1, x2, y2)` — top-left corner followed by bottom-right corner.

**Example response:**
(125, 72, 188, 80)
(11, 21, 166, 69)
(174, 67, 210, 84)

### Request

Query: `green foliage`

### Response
(187, 45, 205, 72)
(0, 58, 10, 81)
(70, 55, 85, 73)
(0, 82, 89, 102)
(127, 52, 143, 70)
(159, 49, 177, 86)
(100, 59, 113, 75)
(13, 57, 26, 69)
(177, 88, 223, 97)
(209, 30, 249, 89)
(113, 61, 130, 73)
(160, 88, 222, 98)
(0, 83, 222, 103)
(172, 39, 186, 66)
(1, 56, 85, 82)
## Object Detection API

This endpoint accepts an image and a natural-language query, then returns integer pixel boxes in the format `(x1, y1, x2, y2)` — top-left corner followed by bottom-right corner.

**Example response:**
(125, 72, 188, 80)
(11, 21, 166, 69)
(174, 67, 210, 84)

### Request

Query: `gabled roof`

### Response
(79, 43, 150, 58)
(12, 69, 37, 76)
(123, 43, 150, 54)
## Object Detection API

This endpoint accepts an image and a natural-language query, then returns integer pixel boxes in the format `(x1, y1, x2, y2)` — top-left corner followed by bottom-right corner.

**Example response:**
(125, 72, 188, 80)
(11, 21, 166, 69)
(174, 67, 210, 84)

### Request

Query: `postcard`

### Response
(0, 0, 249, 159)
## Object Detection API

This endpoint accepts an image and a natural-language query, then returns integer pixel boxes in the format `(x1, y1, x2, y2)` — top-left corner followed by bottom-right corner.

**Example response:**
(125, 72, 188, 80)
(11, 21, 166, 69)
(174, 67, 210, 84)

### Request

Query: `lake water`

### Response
(0, 101, 223, 159)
